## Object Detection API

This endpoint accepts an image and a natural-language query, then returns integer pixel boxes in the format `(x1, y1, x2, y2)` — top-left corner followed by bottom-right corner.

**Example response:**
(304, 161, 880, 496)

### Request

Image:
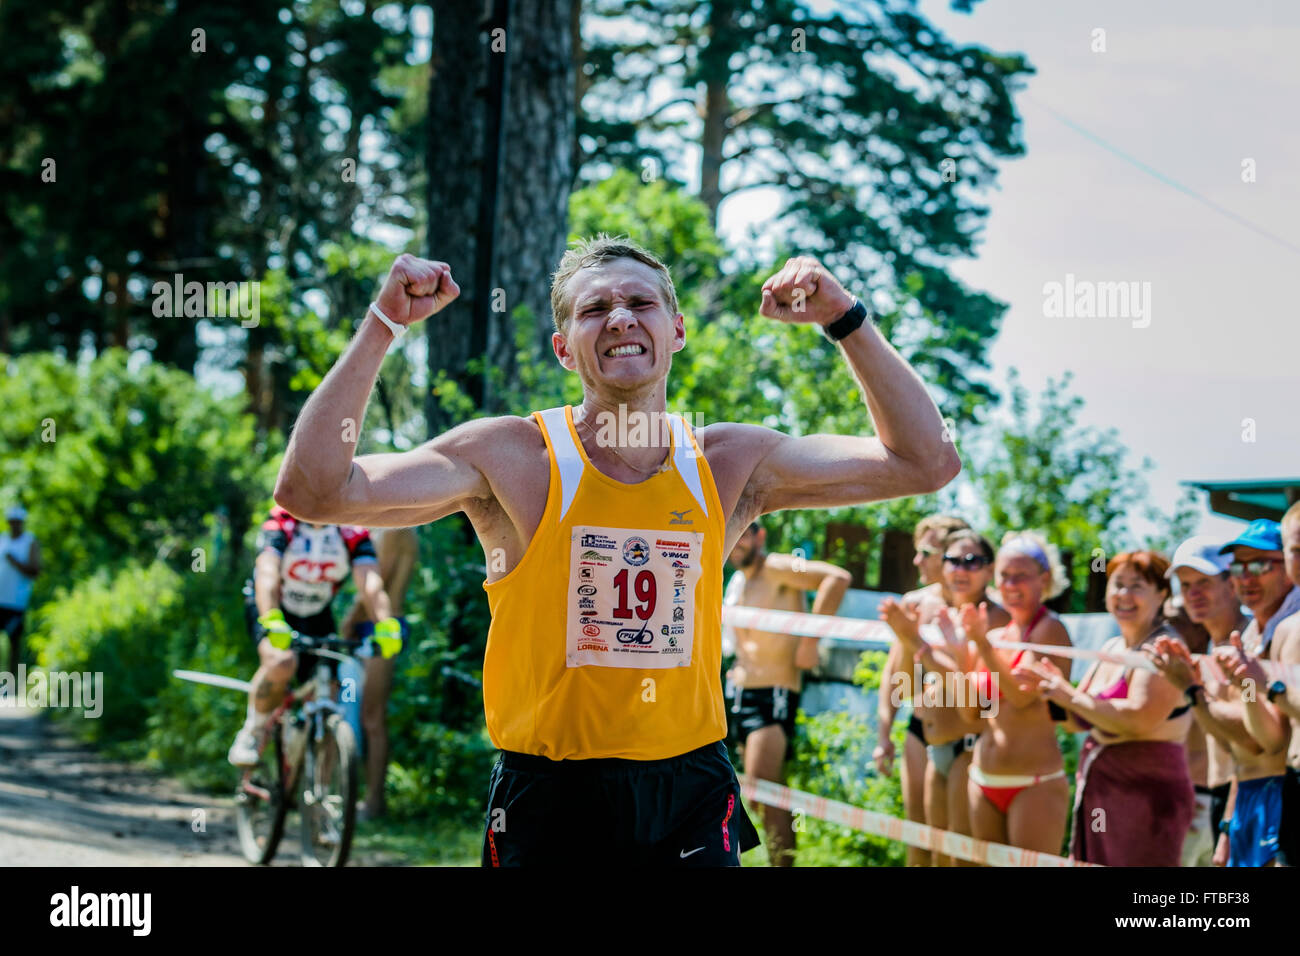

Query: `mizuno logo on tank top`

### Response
(481, 406, 727, 761)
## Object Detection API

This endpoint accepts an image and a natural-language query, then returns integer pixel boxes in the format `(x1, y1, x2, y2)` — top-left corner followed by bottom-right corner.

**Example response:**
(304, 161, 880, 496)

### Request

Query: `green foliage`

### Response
(569, 168, 729, 323)
(581, 0, 1029, 405)
(29, 560, 185, 744)
(963, 370, 1197, 607)
(0, 350, 271, 586)
(787, 650, 905, 866)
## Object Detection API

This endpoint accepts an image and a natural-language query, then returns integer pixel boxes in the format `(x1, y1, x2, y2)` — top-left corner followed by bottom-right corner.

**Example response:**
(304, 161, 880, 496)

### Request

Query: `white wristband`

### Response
(368, 301, 407, 340)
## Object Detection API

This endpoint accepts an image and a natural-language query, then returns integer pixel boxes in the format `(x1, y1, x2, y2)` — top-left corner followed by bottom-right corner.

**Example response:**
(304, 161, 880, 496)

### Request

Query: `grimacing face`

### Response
(552, 258, 684, 391)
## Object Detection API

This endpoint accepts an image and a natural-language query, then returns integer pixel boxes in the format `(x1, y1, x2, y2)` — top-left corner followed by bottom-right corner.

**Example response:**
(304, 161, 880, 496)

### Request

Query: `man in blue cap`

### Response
(1210, 518, 1297, 865)
(1215, 506, 1300, 866)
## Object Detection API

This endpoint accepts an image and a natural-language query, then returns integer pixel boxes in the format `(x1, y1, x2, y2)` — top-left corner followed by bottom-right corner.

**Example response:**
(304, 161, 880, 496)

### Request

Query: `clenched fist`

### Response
(374, 254, 461, 328)
(759, 256, 855, 326)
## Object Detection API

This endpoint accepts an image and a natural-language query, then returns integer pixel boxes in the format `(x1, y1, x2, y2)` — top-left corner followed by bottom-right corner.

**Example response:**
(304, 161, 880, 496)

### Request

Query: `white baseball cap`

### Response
(1167, 535, 1231, 578)
(5, 506, 27, 521)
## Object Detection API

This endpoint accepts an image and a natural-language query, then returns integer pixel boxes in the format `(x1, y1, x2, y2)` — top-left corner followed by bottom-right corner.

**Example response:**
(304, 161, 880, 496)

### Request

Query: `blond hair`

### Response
(549, 234, 679, 335)
(914, 514, 969, 545)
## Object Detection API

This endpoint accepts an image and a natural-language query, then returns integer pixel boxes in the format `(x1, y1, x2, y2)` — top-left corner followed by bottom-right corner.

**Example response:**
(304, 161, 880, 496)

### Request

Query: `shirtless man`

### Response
(1214, 505, 1300, 866)
(1152, 538, 1238, 866)
(725, 520, 851, 866)
(273, 241, 960, 866)
(1160, 584, 1214, 866)
(1154, 521, 1293, 866)
(874, 513, 968, 866)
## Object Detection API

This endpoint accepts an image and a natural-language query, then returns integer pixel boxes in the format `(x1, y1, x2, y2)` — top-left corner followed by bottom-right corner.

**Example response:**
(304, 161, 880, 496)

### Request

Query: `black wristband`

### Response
(823, 298, 869, 342)
(1047, 701, 1067, 722)
(1186, 684, 1205, 705)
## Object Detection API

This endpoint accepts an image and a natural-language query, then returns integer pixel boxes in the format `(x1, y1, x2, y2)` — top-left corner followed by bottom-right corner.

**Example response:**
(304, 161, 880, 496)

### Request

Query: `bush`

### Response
(785, 649, 907, 866)
(30, 560, 185, 743)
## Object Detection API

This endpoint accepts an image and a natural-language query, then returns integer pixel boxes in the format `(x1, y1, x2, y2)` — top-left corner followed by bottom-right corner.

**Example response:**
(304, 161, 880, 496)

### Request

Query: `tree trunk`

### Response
(426, 0, 575, 431)
(698, 1, 736, 230)
(426, 0, 488, 440)
(495, 0, 575, 383)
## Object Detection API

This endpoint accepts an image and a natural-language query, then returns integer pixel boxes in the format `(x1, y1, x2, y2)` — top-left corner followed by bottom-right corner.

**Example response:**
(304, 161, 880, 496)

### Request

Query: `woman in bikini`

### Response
(875, 514, 969, 866)
(880, 529, 1009, 865)
(1024, 550, 1195, 866)
(961, 532, 1074, 858)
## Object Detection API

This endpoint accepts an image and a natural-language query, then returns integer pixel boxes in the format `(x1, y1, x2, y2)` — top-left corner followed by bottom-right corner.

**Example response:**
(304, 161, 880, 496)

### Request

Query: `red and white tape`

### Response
(739, 775, 1098, 867)
(721, 605, 1300, 682)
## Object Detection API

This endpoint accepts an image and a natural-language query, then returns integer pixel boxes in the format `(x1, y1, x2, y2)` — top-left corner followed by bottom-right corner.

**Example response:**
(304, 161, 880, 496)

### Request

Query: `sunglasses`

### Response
(943, 553, 990, 571)
(916, 547, 940, 559)
(1228, 559, 1281, 578)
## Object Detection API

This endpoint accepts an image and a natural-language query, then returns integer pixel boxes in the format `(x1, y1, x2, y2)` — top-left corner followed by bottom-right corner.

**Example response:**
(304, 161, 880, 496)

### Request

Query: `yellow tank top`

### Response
(482, 405, 727, 760)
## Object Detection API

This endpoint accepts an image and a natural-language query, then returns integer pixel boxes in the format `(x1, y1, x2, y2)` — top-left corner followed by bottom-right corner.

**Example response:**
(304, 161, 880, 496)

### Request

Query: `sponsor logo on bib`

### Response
(622, 536, 650, 566)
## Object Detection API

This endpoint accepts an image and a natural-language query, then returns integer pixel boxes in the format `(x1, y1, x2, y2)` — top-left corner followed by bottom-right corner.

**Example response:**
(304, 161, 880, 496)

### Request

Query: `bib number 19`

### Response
(612, 569, 657, 620)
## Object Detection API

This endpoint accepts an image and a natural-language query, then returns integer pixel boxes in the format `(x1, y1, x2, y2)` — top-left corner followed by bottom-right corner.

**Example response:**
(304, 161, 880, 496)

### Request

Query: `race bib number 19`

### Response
(567, 526, 703, 668)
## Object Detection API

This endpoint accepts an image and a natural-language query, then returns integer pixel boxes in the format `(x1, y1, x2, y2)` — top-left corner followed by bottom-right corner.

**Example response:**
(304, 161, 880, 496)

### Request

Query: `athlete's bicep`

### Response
(290, 418, 497, 526)
(746, 429, 950, 515)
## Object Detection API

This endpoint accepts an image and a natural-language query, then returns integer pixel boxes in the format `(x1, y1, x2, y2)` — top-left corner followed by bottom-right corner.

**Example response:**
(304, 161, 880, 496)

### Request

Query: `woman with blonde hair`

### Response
(959, 531, 1074, 858)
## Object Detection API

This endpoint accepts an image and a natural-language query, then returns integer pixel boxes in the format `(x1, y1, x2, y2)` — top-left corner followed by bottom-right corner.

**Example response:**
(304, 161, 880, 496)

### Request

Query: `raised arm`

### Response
(273, 256, 496, 526)
(764, 553, 852, 669)
(738, 258, 960, 516)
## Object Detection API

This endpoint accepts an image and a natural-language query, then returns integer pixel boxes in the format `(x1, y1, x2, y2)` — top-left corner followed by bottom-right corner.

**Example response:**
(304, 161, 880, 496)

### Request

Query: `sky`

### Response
(715, 0, 1300, 545)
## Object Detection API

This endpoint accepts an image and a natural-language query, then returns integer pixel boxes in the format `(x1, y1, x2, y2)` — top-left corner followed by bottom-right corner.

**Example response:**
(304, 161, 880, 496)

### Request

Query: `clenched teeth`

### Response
(605, 344, 645, 357)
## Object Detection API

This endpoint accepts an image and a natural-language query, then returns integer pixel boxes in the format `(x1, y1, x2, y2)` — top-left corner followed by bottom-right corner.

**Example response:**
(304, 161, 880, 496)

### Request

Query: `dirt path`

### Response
(0, 704, 392, 867)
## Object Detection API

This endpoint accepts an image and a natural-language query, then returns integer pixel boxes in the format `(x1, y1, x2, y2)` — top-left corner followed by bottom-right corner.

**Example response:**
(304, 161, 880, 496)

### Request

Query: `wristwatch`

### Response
(822, 298, 869, 342)
(1267, 680, 1287, 703)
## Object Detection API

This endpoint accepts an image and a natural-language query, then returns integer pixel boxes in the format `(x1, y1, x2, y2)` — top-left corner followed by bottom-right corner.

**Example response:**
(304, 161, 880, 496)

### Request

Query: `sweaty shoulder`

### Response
(696, 421, 787, 521)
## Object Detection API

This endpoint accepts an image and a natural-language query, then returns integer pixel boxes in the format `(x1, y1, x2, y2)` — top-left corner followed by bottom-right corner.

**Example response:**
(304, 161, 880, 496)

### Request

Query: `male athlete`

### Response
(725, 519, 851, 865)
(228, 507, 405, 779)
(273, 238, 960, 866)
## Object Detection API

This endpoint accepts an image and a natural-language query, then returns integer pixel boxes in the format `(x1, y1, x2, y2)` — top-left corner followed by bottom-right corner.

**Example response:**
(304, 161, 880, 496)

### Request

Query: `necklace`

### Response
(576, 416, 670, 477)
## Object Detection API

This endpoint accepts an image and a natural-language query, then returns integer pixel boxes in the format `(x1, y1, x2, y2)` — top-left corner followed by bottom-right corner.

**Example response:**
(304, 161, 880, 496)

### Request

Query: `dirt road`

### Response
(0, 704, 344, 866)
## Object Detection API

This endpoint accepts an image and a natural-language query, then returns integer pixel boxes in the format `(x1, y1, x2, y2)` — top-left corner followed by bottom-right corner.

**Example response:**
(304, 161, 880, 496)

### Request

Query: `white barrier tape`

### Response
(722, 605, 1300, 683)
(739, 775, 1097, 867)
(173, 669, 252, 694)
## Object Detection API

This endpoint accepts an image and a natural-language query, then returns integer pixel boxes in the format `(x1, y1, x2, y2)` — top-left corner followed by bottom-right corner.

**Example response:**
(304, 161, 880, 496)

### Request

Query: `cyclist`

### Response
(227, 505, 404, 767)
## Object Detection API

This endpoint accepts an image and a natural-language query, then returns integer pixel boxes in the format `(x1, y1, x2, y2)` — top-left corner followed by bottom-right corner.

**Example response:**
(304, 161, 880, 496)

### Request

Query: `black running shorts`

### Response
(727, 686, 800, 760)
(481, 741, 762, 866)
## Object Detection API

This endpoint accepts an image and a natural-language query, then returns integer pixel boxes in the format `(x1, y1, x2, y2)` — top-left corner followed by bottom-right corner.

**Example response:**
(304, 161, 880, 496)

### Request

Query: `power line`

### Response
(1023, 93, 1300, 257)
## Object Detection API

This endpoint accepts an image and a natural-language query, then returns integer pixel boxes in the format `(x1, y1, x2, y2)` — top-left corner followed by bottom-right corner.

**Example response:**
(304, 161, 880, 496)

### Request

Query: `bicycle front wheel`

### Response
(235, 721, 288, 864)
(298, 714, 358, 867)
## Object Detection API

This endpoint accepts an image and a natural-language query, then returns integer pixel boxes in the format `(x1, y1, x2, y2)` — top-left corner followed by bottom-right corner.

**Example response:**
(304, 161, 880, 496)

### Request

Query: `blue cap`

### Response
(1218, 519, 1283, 554)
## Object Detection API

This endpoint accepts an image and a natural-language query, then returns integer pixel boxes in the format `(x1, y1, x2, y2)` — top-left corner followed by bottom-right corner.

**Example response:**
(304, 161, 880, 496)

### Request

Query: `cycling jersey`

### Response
(256, 506, 377, 618)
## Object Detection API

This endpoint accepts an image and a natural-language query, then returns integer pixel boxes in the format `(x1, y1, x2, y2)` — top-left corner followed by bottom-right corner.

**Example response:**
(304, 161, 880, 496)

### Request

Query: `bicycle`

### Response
(234, 631, 361, 867)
